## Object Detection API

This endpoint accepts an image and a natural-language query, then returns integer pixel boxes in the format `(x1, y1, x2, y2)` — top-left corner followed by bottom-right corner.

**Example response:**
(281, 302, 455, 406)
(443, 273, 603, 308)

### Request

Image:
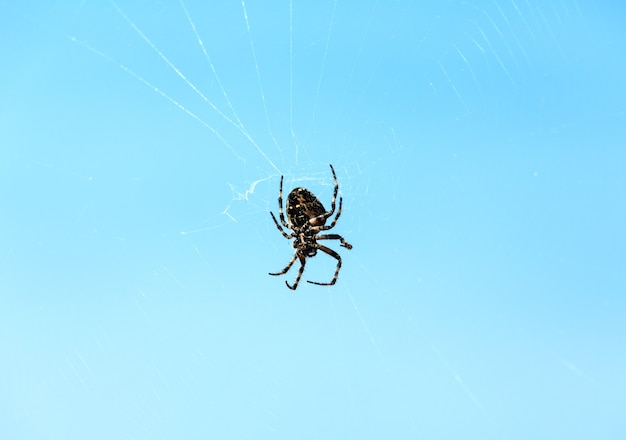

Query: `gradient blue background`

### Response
(1, 1, 625, 439)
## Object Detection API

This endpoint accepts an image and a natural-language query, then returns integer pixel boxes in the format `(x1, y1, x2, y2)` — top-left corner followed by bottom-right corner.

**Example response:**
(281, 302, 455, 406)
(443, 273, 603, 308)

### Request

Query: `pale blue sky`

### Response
(1, 1, 625, 439)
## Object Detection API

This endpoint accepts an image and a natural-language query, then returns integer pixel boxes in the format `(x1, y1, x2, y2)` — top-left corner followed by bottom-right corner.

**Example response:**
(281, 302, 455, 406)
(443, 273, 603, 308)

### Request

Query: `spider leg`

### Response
(327, 164, 339, 216)
(286, 254, 307, 290)
(307, 165, 340, 226)
(312, 197, 344, 231)
(306, 244, 342, 286)
(276, 175, 290, 229)
(270, 211, 293, 239)
(326, 196, 342, 229)
(269, 253, 298, 276)
(314, 233, 353, 249)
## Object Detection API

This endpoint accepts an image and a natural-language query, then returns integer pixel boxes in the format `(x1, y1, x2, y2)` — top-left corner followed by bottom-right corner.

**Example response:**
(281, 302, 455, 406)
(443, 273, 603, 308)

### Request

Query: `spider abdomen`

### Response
(286, 188, 327, 228)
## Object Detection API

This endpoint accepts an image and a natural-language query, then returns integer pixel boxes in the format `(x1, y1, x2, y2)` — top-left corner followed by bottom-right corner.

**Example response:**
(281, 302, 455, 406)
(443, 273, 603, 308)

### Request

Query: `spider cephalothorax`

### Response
(269, 164, 352, 290)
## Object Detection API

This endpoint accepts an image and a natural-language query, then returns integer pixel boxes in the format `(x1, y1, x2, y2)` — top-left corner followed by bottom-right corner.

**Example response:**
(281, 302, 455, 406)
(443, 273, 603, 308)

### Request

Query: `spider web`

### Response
(2, 1, 626, 438)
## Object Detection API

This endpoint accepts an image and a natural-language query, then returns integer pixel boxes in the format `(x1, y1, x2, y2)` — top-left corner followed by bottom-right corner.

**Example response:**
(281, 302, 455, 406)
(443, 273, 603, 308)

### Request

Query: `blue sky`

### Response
(1, 1, 625, 439)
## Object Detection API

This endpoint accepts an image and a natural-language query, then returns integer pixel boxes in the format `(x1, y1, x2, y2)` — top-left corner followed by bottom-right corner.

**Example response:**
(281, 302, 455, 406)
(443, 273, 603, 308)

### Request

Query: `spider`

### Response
(269, 164, 353, 290)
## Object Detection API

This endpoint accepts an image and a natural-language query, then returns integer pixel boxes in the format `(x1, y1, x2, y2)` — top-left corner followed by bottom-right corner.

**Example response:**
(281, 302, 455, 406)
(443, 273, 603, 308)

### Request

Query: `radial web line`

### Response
(453, 44, 485, 101)
(345, 289, 386, 365)
(437, 60, 469, 114)
(475, 25, 515, 88)
(430, 344, 495, 426)
(304, 0, 338, 146)
(289, 0, 301, 161)
(241, 0, 282, 154)
(111, 2, 280, 173)
(480, 8, 521, 71)
(69, 36, 243, 161)
(178, 0, 247, 131)
(178, 0, 280, 173)
(493, 1, 532, 68)
(111, 2, 239, 129)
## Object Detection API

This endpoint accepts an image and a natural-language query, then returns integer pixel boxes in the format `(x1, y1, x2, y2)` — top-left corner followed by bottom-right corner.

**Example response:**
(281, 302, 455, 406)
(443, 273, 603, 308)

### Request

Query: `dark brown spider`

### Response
(269, 164, 353, 290)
